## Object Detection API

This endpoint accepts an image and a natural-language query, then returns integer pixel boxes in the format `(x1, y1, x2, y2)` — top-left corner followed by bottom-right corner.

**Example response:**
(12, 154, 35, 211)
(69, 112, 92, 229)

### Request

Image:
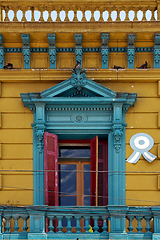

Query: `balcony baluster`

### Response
(102, 216, 108, 233)
(57, 216, 63, 233)
(136, 216, 143, 233)
(66, 215, 72, 233)
(84, 216, 90, 233)
(48, 216, 54, 233)
(93, 216, 99, 233)
(4, 215, 11, 234)
(13, 215, 19, 234)
(76, 215, 81, 233)
(127, 216, 134, 233)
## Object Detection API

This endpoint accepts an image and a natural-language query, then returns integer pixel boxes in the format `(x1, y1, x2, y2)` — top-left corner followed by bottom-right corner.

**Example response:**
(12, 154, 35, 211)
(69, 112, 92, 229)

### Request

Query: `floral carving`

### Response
(154, 48, 160, 67)
(75, 48, 82, 63)
(113, 127, 123, 153)
(36, 129, 44, 153)
(70, 68, 87, 91)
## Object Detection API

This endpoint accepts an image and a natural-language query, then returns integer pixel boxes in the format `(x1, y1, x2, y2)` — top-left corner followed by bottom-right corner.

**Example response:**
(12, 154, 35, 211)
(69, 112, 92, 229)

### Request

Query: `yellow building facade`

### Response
(0, 0, 160, 238)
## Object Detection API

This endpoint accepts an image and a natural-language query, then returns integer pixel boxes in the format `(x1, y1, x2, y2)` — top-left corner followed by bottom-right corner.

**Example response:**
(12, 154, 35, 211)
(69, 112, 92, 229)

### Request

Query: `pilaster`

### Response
(108, 103, 126, 205)
(32, 103, 46, 205)
(154, 33, 160, 68)
(127, 34, 136, 69)
(100, 33, 109, 69)
(21, 34, 31, 69)
(74, 34, 83, 64)
(0, 34, 4, 69)
(47, 34, 56, 69)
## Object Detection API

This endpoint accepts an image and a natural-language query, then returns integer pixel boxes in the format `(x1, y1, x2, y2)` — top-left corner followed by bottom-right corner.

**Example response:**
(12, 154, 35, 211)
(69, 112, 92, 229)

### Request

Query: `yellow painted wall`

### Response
(0, 31, 160, 207)
(106, 81, 160, 206)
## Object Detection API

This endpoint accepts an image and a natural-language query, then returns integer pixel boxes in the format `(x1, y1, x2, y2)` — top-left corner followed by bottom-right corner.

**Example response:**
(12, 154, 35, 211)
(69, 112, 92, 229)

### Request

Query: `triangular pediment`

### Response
(40, 69, 117, 98)
(21, 68, 137, 109)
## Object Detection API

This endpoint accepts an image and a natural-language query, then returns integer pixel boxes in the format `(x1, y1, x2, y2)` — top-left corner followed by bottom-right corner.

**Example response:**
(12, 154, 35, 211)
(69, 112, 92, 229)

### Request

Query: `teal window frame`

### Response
(21, 70, 137, 206)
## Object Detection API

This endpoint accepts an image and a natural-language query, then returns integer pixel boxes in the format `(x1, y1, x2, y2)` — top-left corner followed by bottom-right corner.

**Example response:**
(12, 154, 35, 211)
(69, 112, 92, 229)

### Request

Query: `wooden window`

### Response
(44, 133, 108, 207)
(59, 161, 90, 206)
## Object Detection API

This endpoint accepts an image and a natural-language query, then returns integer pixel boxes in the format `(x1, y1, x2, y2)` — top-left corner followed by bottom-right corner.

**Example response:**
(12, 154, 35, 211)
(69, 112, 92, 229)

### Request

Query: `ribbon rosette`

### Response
(126, 133, 157, 164)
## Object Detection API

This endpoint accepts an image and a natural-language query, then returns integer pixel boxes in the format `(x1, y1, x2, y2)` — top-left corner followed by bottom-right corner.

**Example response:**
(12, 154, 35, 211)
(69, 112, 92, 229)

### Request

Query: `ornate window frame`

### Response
(21, 69, 137, 206)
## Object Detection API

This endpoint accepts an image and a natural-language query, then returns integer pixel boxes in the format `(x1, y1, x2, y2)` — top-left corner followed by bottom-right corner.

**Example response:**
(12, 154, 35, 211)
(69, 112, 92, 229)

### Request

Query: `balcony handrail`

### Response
(0, 0, 159, 22)
(0, 205, 160, 239)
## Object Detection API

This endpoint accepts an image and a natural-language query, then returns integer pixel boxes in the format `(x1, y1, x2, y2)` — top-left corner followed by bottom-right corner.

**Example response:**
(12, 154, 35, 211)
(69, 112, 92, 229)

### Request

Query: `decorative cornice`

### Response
(0, 21, 160, 34)
(2, 47, 155, 54)
(1, 69, 160, 83)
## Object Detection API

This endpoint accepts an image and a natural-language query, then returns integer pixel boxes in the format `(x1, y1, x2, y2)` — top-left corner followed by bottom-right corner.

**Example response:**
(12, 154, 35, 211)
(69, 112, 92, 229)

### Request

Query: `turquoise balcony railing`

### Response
(0, 205, 160, 239)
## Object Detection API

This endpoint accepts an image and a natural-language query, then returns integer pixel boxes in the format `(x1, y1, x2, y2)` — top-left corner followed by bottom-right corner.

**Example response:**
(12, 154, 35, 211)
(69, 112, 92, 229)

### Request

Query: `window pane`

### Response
(59, 147, 90, 158)
(60, 196, 76, 206)
(60, 164, 76, 195)
(84, 197, 90, 206)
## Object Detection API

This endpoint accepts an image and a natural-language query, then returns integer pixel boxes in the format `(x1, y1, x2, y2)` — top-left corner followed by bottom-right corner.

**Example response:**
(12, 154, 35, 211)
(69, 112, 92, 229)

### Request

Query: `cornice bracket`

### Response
(127, 34, 136, 69)
(74, 34, 83, 65)
(154, 33, 160, 68)
(101, 33, 109, 69)
(0, 34, 4, 69)
(21, 34, 31, 69)
(47, 34, 56, 69)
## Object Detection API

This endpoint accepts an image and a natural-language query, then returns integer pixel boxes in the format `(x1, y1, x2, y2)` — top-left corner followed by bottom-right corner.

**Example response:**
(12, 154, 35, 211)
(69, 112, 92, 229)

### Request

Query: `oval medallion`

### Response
(76, 116, 83, 122)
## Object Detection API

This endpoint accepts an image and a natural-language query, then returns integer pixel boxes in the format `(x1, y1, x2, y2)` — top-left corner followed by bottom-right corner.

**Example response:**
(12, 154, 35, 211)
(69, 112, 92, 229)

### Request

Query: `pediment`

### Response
(21, 68, 137, 108)
(40, 68, 117, 98)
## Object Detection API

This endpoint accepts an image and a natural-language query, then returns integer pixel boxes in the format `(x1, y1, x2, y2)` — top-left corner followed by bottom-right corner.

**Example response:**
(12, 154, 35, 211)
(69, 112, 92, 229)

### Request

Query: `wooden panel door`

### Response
(44, 132, 59, 206)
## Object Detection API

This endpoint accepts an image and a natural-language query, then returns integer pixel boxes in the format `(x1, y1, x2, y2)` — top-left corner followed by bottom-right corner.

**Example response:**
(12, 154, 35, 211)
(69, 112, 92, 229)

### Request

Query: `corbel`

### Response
(21, 34, 31, 69)
(34, 103, 46, 153)
(154, 33, 160, 68)
(127, 34, 136, 69)
(47, 34, 56, 69)
(112, 103, 123, 153)
(0, 34, 4, 69)
(100, 33, 109, 69)
(74, 34, 83, 64)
